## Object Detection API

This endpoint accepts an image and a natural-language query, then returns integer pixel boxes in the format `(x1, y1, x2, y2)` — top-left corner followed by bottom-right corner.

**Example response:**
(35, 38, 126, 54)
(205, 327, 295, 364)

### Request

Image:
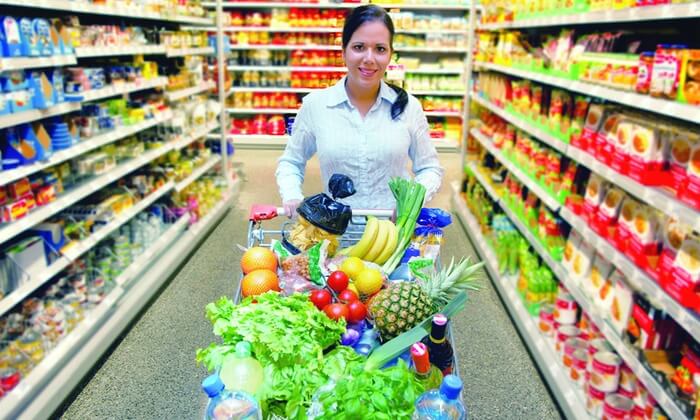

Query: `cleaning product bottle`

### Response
(410, 342, 443, 390)
(421, 314, 454, 375)
(202, 374, 262, 420)
(219, 341, 264, 395)
(412, 374, 466, 420)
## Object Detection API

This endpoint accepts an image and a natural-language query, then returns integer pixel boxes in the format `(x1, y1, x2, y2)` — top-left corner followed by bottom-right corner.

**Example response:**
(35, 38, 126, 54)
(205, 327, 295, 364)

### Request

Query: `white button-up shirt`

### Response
(276, 77, 444, 210)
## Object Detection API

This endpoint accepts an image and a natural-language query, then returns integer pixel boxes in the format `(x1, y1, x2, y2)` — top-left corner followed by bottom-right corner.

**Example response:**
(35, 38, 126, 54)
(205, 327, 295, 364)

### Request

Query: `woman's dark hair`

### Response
(342, 5, 408, 120)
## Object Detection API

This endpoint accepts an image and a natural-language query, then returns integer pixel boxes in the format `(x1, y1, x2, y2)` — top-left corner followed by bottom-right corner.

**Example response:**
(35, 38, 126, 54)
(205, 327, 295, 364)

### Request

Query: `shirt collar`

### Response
(326, 76, 398, 108)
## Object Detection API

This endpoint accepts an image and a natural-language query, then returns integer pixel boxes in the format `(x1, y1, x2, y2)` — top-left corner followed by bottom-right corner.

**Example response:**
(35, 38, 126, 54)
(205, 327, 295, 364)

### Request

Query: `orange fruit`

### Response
(241, 269, 280, 297)
(241, 247, 278, 274)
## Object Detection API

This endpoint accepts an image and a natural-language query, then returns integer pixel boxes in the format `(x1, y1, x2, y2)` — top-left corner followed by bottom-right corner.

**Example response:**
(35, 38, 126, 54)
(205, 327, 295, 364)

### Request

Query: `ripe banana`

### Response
(363, 220, 390, 262)
(349, 216, 379, 258)
(374, 220, 398, 264)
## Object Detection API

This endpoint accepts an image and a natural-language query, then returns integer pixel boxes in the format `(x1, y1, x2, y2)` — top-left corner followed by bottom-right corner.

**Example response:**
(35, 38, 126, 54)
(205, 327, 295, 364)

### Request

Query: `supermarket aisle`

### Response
(60, 150, 561, 419)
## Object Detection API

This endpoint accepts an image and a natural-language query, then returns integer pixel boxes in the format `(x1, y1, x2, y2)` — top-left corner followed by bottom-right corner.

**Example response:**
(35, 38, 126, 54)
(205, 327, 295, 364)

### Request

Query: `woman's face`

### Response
(343, 20, 392, 93)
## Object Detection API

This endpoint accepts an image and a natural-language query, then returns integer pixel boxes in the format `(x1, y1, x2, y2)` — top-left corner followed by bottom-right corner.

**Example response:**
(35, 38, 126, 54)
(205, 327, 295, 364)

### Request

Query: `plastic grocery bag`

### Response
(297, 174, 355, 235)
(413, 208, 452, 261)
(275, 240, 330, 287)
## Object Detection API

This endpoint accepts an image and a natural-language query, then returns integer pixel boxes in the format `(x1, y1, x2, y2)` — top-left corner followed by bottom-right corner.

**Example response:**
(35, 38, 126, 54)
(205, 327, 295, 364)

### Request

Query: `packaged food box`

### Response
(627, 121, 670, 186)
(563, 230, 583, 275)
(658, 217, 690, 288)
(613, 196, 638, 253)
(583, 252, 614, 301)
(667, 127, 698, 194)
(593, 187, 625, 238)
(609, 117, 635, 175)
(609, 271, 634, 336)
(575, 103, 606, 152)
(679, 141, 700, 210)
(636, 52, 655, 94)
(668, 233, 700, 311)
(594, 111, 623, 165)
(572, 240, 595, 281)
(627, 205, 662, 270)
(627, 293, 666, 350)
(677, 49, 700, 105)
(582, 174, 607, 224)
(650, 44, 686, 100)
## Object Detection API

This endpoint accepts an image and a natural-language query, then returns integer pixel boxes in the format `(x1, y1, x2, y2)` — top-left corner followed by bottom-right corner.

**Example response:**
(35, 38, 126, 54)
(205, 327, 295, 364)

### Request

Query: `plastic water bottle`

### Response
(412, 375, 466, 420)
(219, 341, 264, 395)
(202, 374, 262, 420)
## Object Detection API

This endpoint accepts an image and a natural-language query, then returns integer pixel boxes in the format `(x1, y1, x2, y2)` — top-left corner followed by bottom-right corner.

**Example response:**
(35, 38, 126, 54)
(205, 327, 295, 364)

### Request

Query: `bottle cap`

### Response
(235, 341, 252, 357)
(202, 374, 225, 398)
(410, 342, 431, 374)
(440, 374, 462, 400)
(400, 247, 420, 264)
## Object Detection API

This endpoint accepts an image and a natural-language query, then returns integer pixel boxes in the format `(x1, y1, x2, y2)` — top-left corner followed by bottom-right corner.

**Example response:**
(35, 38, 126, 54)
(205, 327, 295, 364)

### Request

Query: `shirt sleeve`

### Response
(407, 97, 444, 203)
(275, 102, 317, 203)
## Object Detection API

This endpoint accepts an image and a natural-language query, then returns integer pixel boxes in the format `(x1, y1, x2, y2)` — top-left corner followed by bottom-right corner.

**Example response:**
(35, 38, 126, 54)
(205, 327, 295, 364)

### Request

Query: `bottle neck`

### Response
(430, 322, 447, 344)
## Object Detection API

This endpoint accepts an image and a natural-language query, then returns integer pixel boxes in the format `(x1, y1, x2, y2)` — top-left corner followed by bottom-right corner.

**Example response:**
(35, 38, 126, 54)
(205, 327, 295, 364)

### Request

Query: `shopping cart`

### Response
(234, 204, 461, 376)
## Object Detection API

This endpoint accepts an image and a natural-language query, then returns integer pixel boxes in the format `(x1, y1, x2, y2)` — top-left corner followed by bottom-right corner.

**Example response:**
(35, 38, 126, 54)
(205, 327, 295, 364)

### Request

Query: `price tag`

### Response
(385, 63, 405, 85)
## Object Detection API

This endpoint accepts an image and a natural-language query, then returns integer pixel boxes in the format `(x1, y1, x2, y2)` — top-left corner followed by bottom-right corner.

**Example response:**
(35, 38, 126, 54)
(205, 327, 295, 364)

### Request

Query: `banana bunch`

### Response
(340, 217, 398, 264)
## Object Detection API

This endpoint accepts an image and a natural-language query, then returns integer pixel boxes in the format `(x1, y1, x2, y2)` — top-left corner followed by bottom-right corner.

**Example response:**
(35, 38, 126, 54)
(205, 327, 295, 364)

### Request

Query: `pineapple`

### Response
(369, 257, 482, 341)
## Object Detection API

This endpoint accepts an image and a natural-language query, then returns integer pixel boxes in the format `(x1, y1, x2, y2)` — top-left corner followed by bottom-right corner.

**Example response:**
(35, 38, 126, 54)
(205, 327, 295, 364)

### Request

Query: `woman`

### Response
(276, 4, 444, 217)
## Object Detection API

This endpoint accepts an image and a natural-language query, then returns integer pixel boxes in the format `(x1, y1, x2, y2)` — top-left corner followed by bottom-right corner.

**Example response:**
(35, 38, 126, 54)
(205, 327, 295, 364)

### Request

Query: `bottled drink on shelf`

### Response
(219, 341, 264, 396)
(410, 342, 443, 391)
(421, 314, 454, 375)
(413, 374, 466, 420)
(202, 374, 262, 420)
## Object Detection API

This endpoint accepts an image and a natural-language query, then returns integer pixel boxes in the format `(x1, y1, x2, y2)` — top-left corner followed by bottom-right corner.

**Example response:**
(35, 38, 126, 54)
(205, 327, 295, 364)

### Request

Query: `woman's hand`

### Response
(283, 199, 302, 219)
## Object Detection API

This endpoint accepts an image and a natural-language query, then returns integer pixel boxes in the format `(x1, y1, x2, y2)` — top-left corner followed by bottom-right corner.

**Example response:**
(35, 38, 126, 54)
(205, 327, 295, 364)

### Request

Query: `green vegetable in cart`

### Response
(382, 178, 426, 274)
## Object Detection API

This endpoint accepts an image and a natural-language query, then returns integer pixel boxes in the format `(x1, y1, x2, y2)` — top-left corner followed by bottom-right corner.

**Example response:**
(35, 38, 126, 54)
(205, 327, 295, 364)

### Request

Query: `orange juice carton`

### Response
(679, 141, 700, 210)
(650, 44, 686, 100)
(594, 110, 623, 165)
(609, 116, 635, 175)
(582, 174, 607, 224)
(677, 49, 700, 105)
(627, 205, 662, 270)
(609, 271, 634, 336)
(583, 252, 614, 301)
(668, 233, 700, 311)
(563, 230, 583, 275)
(626, 120, 669, 186)
(658, 217, 691, 288)
(593, 187, 625, 238)
(667, 127, 698, 194)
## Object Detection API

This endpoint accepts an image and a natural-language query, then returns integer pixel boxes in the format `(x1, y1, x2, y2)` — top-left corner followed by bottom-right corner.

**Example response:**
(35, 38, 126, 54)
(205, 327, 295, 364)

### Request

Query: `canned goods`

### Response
(0, 368, 21, 392)
(587, 384, 608, 417)
(570, 348, 588, 387)
(591, 351, 622, 392)
(553, 293, 578, 325)
(563, 337, 587, 368)
(602, 394, 634, 419)
(619, 364, 636, 393)
(538, 304, 555, 337)
(588, 338, 613, 378)
(556, 325, 580, 354)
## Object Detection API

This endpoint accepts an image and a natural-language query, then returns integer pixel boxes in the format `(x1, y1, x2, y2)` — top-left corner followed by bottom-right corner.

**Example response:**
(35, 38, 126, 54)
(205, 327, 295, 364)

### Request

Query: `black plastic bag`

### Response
(297, 174, 355, 235)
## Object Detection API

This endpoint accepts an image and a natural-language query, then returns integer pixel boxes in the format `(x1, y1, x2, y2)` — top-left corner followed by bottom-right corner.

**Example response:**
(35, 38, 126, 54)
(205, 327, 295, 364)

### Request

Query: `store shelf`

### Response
(472, 94, 568, 154)
(411, 90, 466, 96)
(230, 133, 458, 151)
(171, 122, 222, 150)
(223, 26, 341, 33)
(0, 182, 174, 319)
(474, 62, 700, 125)
(424, 110, 463, 117)
(405, 67, 465, 74)
(229, 44, 341, 51)
(75, 45, 167, 58)
(204, 1, 477, 10)
(0, 55, 77, 71)
(165, 46, 215, 57)
(174, 156, 222, 192)
(395, 46, 468, 53)
(0, 103, 82, 130)
(165, 81, 216, 102)
(470, 127, 560, 210)
(396, 28, 467, 34)
(472, 94, 700, 232)
(188, 179, 240, 238)
(0, 111, 173, 188)
(0, 284, 124, 419)
(433, 138, 459, 152)
(229, 86, 315, 93)
(450, 181, 589, 420)
(227, 65, 347, 72)
(479, 2, 700, 29)
(227, 107, 299, 114)
(467, 162, 502, 205)
(558, 205, 700, 346)
(0, 143, 174, 245)
(0, 0, 212, 24)
(71, 77, 168, 103)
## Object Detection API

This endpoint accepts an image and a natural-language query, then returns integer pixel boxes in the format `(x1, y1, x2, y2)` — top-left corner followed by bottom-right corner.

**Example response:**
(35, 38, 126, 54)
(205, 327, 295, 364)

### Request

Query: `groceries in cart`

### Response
(197, 176, 482, 419)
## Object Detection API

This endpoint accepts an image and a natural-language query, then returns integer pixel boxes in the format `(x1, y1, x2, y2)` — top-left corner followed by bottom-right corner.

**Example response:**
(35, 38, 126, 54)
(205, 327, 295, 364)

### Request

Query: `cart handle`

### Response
(249, 204, 393, 222)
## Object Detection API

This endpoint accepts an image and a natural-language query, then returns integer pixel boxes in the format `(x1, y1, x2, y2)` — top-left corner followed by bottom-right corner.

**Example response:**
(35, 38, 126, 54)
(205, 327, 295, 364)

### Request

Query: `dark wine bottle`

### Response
(421, 314, 454, 375)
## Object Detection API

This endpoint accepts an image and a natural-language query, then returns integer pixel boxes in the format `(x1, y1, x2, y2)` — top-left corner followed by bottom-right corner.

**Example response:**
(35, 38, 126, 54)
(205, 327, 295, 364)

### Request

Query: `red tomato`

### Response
(337, 289, 358, 304)
(327, 271, 349, 292)
(323, 303, 349, 321)
(310, 289, 332, 310)
(346, 301, 367, 323)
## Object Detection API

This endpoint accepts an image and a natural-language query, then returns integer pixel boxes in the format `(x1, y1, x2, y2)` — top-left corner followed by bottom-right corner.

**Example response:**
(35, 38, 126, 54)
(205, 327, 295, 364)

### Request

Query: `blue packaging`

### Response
(1, 16, 22, 57)
(19, 17, 39, 57)
(32, 18, 52, 56)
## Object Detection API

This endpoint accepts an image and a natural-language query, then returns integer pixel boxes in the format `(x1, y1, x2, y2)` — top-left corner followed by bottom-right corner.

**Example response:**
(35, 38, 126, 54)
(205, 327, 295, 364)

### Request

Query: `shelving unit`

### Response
(0, 4, 235, 415)
(203, 1, 477, 10)
(229, 133, 459, 151)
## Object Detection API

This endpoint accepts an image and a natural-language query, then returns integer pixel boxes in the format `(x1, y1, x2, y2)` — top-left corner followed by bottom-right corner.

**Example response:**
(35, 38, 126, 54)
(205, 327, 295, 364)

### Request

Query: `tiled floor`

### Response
(60, 149, 562, 419)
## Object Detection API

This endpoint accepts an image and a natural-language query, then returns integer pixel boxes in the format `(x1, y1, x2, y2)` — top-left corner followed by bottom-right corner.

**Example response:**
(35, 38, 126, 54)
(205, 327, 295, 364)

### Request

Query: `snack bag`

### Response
(278, 240, 330, 287)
